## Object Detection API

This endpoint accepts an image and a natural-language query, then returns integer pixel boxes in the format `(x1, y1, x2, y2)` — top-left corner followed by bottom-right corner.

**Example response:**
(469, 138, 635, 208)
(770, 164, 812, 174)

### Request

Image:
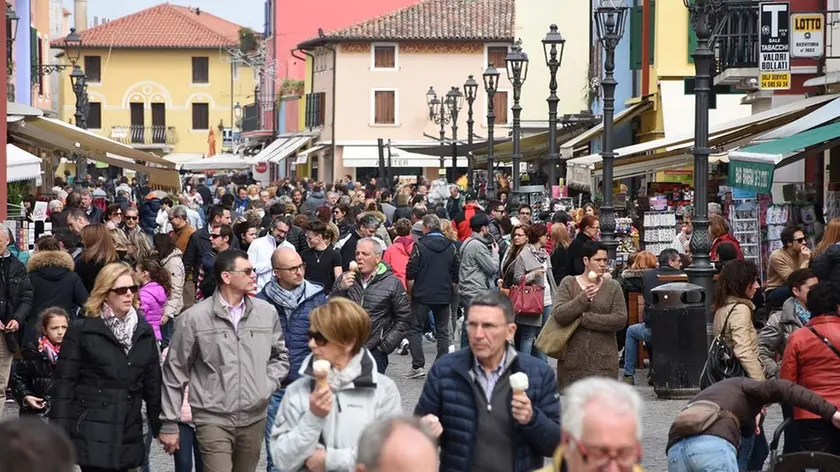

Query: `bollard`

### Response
(648, 282, 707, 399)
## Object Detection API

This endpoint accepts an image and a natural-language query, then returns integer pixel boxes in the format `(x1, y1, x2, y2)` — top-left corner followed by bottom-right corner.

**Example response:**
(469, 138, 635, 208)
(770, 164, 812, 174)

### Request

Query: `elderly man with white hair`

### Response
(537, 377, 644, 472)
(355, 416, 438, 472)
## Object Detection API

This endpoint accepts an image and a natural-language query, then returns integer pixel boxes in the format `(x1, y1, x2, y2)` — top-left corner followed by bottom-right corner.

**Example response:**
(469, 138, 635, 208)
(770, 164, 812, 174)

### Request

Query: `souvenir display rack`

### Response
(729, 200, 763, 282)
(642, 211, 676, 256)
(615, 216, 638, 264)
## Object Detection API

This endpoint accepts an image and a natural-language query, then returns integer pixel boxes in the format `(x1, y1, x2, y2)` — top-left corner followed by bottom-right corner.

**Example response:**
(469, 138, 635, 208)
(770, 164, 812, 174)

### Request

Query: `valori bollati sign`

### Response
(728, 160, 774, 194)
(791, 13, 825, 58)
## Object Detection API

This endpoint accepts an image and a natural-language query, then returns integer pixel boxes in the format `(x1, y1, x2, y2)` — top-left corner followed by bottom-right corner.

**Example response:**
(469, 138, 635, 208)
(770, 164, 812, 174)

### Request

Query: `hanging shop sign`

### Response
(790, 13, 825, 58)
(758, 2, 791, 90)
(728, 160, 774, 194)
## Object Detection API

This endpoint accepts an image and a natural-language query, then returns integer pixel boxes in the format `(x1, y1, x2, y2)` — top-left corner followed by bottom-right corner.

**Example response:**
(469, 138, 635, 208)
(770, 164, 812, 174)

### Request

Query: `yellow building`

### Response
(52, 3, 258, 157)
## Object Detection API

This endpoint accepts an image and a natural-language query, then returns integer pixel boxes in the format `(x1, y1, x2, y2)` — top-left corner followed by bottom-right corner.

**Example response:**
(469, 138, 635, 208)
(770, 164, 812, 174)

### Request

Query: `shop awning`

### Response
(294, 145, 325, 165)
(247, 135, 315, 164)
(559, 100, 653, 159)
(181, 154, 252, 171)
(7, 144, 42, 182)
(163, 153, 205, 165)
(345, 146, 468, 168)
(473, 125, 587, 164)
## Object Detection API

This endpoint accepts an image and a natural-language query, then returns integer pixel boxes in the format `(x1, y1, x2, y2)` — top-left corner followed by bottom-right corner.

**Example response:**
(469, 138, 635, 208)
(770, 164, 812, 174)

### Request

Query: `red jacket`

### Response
(383, 236, 414, 288)
(780, 316, 840, 420)
(710, 233, 744, 261)
(456, 203, 482, 242)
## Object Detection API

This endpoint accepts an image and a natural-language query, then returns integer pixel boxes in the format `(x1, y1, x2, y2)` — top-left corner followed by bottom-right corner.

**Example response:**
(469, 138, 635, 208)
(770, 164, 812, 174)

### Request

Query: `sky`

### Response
(61, 0, 265, 29)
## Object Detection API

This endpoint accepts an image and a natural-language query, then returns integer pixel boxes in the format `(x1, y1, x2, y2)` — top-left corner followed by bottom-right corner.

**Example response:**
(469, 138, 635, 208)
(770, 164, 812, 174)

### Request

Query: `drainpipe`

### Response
(323, 43, 337, 183)
(641, 0, 650, 97)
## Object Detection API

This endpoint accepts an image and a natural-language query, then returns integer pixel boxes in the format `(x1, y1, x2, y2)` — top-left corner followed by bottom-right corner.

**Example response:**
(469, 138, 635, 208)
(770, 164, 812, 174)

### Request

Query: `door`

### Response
(151, 103, 166, 144)
(130, 103, 145, 144)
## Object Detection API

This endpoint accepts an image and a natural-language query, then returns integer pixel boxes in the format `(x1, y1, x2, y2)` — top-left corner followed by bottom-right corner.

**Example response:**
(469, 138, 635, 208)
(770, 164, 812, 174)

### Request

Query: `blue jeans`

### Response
(142, 405, 152, 472)
(264, 389, 286, 472)
(738, 434, 754, 471)
(174, 422, 204, 472)
(370, 347, 389, 374)
(622, 323, 652, 377)
(667, 435, 739, 472)
(160, 319, 174, 350)
(514, 306, 550, 362)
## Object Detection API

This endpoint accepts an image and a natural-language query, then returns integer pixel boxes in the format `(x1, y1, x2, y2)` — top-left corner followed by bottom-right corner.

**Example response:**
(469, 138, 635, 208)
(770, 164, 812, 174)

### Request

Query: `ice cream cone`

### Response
(313, 359, 331, 390)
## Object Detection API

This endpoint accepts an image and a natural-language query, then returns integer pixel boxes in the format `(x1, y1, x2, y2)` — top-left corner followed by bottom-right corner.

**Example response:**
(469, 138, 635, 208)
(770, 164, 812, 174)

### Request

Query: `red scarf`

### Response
(38, 335, 61, 365)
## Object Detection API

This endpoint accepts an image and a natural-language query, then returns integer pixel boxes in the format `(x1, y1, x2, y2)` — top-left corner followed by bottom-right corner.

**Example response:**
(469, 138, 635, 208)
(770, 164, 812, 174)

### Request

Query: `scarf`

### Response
(794, 299, 811, 324)
(101, 304, 137, 353)
(326, 349, 365, 391)
(530, 244, 549, 264)
(38, 335, 61, 365)
(264, 279, 306, 315)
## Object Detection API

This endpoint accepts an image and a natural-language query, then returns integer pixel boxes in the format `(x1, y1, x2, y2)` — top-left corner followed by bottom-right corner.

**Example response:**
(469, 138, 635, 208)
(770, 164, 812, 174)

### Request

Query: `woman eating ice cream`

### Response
(269, 297, 402, 471)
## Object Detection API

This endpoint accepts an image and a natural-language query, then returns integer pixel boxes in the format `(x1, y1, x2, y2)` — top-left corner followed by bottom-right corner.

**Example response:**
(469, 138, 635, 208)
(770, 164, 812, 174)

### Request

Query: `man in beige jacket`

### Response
(766, 225, 811, 308)
(159, 249, 290, 472)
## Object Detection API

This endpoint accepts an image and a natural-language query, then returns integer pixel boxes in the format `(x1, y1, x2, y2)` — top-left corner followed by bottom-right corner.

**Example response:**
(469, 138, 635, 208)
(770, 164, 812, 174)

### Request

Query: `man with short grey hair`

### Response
(78, 189, 103, 224)
(336, 214, 384, 272)
(355, 416, 438, 472)
(405, 214, 459, 378)
(536, 377, 643, 472)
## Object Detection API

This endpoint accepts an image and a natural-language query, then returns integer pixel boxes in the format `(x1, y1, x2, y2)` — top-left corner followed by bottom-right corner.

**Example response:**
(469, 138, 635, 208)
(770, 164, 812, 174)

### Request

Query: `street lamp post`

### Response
(505, 39, 529, 192)
(483, 64, 500, 199)
(426, 86, 452, 174)
(463, 75, 478, 189)
(446, 86, 464, 183)
(542, 24, 566, 193)
(595, 0, 628, 261)
(684, 0, 724, 333)
(6, 3, 18, 77)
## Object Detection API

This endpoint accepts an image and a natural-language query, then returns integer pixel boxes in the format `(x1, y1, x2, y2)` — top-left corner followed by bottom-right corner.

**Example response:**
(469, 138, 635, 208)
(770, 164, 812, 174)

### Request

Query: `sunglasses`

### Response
(125, 216, 138, 221)
(795, 237, 807, 243)
(307, 330, 329, 346)
(228, 267, 255, 276)
(110, 285, 139, 295)
(209, 233, 222, 239)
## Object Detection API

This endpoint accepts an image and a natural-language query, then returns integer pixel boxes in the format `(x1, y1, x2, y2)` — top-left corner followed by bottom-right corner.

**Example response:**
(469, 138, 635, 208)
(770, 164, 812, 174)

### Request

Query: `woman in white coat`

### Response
(270, 298, 402, 472)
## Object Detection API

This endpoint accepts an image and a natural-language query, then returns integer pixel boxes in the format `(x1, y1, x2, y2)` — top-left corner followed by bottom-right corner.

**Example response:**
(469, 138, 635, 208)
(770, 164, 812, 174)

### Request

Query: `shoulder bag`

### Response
(699, 303, 746, 390)
(671, 400, 741, 437)
(806, 325, 840, 360)
(535, 278, 582, 359)
(509, 274, 544, 317)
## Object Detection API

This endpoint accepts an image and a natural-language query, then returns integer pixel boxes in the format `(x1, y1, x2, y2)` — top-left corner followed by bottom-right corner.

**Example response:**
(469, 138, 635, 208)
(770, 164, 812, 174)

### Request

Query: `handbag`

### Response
(671, 400, 740, 437)
(535, 314, 581, 360)
(699, 303, 746, 389)
(509, 275, 544, 317)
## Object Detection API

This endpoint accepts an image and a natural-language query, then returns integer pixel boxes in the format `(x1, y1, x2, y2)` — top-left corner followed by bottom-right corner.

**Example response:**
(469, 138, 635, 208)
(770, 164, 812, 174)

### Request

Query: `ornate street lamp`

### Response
(684, 0, 727, 332)
(542, 24, 566, 192)
(595, 0, 629, 261)
(446, 86, 463, 182)
(483, 63, 500, 199)
(6, 3, 18, 74)
(463, 75, 479, 188)
(69, 66, 88, 129)
(426, 87, 451, 172)
(505, 39, 529, 191)
(64, 27, 83, 66)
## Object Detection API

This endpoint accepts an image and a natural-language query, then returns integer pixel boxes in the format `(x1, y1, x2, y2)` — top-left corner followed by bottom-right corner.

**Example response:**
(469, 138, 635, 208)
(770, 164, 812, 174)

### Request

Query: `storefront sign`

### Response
(728, 160, 774, 194)
(759, 2, 791, 90)
(791, 13, 824, 58)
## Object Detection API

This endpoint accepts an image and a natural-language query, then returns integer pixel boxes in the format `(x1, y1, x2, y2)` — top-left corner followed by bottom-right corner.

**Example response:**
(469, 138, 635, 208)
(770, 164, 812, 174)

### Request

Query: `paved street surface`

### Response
(3, 339, 782, 471)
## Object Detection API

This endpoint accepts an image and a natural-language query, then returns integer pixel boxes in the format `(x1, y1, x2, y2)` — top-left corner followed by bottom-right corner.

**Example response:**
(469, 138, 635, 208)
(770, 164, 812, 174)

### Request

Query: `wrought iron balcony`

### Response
(712, 1, 761, 87)
(241, 103, 260, 133)
(110, 125, 178, 148)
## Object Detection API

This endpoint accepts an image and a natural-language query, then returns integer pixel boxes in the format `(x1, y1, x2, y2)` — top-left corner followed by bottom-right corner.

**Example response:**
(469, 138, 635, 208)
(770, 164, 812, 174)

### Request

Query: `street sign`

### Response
(759, 2, 791, 90)
(791, 13, 825, 58)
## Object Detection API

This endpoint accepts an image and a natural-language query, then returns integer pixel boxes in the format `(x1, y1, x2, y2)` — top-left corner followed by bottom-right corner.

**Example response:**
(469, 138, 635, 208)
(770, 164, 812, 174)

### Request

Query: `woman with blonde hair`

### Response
(812, 218, 840, 287)
(550, 221, 571, 283)
(51, 262, 162, 472)
(75, 224, 119, 292)
(126, 229, 155, 263)
(270, 298, 402, 471)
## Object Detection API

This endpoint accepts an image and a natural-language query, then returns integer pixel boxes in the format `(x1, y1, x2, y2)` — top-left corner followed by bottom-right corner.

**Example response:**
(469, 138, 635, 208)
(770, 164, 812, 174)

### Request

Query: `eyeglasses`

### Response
(307, 330, 329, 346)
(568, 436, 639, 468)
(275, 263, 306, 273)
(227, 267, 255, 276)
(514, 233, 526, 238)
(125, 216, 138, 221)
(110, 285, 139, 295)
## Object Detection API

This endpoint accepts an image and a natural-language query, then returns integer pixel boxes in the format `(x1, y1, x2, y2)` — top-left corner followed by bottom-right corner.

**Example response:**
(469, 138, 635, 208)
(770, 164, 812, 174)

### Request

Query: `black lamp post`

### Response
(595, 0, 628, 261)
(463, 75, 478, 189)
(6, 3, 18, 75)
(505, 39, 529, 192)
(446, 86, 463, 182)
(542, 24, 566, 192)
(426, 86, 451, 174)
(684, 0, 725, 332)
(483, 63, 500, 199)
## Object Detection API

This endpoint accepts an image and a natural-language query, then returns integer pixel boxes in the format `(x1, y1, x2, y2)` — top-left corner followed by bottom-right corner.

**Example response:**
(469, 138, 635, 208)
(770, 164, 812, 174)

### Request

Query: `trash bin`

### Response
(648, 282, 707, 399)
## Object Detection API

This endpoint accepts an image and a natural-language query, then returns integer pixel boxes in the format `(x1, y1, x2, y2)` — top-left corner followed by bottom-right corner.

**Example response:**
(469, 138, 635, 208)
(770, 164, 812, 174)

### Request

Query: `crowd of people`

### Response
(4, 171, 840, 472)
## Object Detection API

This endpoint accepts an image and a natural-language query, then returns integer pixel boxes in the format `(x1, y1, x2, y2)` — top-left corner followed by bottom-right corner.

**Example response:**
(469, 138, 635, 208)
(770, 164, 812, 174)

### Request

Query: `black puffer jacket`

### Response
(26, 250, 88, 344)
(0, 254, 33, 352)
(813, 244, 840, 290)
(10, 342, 56, 414)
(50, 315, 162, 470)
(331, 262, 411, 354)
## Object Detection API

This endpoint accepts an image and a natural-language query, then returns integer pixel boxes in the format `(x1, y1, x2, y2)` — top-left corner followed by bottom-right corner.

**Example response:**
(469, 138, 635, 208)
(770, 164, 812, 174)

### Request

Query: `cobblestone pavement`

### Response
(3, 339, 783, 472)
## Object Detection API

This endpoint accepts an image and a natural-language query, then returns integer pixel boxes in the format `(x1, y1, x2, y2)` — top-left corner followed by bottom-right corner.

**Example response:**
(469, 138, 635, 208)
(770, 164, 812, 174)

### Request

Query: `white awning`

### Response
(344, 146, 468, 168)
(247, 135, 315, 164)
(755, 97, 840, 142)
(163, 153, 205, 165)
(181, 154, 251, 171)
(7, 144, 43, 182)
(567, 93, 839, 167)
(294, 145, 325, 165)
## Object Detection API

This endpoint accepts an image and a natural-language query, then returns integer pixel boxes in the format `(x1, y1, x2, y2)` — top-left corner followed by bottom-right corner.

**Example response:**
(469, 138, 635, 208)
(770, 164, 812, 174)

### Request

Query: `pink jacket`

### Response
(384, 236, 414, 288)
(161, 348, 193, 423)
(139, 281, 167, 340)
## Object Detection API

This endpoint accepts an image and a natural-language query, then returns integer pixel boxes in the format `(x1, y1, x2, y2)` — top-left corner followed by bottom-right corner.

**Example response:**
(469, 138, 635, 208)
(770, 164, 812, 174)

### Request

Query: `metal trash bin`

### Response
(648, 282, 707, 399)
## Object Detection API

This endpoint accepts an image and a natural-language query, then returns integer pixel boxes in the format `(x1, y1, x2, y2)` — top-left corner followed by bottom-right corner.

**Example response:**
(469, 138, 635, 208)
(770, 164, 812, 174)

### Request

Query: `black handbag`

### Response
(699, 303, 746, 390)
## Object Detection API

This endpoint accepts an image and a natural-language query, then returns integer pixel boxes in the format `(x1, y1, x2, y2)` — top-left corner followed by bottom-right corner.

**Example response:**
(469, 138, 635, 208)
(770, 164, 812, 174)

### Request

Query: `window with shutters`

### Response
(30, 28, 41, 91)
(628, 3, 655, 70)
(192, 103, 209, 129)
(492, 91, 509, 125)
(87, 103, 102, 129)
(37, 37, 45, 95)
(305, 92, 326, 128)
(84, 56, 102, 83)
(372, 44, 397, 70)
(192, 57, 209, 84)
(487, 46, 508, 68)
(372, 90, 396, 125)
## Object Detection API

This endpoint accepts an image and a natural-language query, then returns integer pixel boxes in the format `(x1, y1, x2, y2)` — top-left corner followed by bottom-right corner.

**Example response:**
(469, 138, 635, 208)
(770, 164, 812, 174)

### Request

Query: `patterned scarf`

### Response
(264, 279, 306, 315)
(794, 299, 812, 324)
(38, 335, 60, 365)
(530, 244, 549, 264)
(101, 304, 137, 353)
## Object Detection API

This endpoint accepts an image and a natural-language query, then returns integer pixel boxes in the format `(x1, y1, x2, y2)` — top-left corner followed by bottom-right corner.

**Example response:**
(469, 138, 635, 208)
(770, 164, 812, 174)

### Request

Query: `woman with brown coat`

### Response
(553, 240, 627, 389)
(713, 259, 764, 381)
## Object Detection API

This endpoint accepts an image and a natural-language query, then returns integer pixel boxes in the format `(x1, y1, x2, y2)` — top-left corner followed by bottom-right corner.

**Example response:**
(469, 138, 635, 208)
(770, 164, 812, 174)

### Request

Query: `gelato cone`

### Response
(349, 261, 358, 272)
(587, 270, 598, 281)
(313, 359, 331, 390)
(509, 372, 529, 396)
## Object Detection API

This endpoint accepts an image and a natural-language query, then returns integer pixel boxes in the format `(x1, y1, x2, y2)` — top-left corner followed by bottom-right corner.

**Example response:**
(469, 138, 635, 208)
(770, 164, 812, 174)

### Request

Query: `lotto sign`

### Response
(759, 2, 791, 90)
(791, 13, 824, 58)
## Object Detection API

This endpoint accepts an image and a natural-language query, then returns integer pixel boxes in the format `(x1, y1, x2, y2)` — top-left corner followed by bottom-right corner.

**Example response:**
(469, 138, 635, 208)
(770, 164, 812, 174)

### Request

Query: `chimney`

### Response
(93, 16, 98, 27)
(74, 0, 88, 32)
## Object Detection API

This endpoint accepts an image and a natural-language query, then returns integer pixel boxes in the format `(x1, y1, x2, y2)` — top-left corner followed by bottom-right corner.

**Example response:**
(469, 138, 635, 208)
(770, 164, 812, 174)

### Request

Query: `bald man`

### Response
(356, 417, 438, 472)
(256, 247, 328, 472)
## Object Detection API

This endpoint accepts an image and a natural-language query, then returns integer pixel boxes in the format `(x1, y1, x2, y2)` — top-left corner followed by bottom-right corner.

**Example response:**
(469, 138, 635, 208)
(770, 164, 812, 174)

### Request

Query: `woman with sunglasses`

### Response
(270, 297, 402, 471)
(51, 262, 162, 472)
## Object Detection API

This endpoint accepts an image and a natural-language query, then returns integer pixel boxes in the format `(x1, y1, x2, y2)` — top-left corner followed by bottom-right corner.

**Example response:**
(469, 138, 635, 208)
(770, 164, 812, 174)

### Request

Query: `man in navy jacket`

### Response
(414, 290, 561, 472)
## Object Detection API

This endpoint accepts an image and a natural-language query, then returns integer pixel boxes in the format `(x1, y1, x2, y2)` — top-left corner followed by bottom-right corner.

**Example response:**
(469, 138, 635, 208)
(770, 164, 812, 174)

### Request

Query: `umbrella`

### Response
(208, 129, 217, 157)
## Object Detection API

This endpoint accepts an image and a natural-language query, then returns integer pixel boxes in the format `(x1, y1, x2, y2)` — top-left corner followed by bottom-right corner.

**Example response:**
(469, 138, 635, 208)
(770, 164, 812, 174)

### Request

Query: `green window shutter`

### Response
(30, 27, 37, 66)
(629, 6, 642, 70)
(649, 2, 656, 65)
(687, 0, 697, 62)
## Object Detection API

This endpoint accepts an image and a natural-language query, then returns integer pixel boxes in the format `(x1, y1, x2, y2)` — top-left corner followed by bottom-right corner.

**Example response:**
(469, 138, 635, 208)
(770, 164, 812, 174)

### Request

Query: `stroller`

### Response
(766, 419, 840, 471)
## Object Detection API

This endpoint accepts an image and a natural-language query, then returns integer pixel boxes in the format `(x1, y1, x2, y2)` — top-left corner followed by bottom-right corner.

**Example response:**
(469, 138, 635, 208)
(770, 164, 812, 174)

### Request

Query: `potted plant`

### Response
(239, 28, 258, 52)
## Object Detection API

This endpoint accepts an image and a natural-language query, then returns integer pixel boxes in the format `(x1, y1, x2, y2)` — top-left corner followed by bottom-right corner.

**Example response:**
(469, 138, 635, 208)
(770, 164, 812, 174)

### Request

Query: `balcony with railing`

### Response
(110, 125, 179, 150)
(712, 1, 761, 87)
